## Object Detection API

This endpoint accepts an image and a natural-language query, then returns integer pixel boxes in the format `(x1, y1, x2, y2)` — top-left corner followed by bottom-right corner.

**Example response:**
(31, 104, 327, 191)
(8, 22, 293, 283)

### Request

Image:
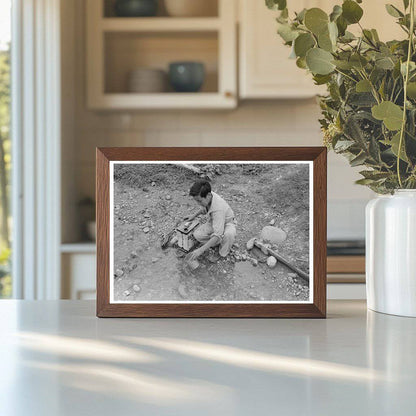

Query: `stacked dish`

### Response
(127, 68, 167, 93)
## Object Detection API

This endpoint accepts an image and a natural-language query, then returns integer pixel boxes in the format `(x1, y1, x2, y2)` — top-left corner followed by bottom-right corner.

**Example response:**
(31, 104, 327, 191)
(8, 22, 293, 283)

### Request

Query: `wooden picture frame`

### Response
(96, 147, 327, 318)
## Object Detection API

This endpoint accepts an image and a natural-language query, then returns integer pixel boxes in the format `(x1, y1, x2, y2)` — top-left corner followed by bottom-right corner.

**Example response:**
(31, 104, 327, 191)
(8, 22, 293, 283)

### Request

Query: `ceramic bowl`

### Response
(168, 62, 205, 93)
(114, 0, 158, 17)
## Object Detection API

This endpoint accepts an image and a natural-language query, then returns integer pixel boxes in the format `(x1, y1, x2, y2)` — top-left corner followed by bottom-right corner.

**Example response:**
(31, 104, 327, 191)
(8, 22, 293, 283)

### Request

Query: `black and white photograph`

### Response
(110, 161, 313, 303)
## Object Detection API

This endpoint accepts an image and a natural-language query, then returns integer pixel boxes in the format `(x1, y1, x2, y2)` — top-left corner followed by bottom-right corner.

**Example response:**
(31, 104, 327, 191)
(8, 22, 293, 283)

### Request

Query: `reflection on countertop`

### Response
(0, 300, 415, 415)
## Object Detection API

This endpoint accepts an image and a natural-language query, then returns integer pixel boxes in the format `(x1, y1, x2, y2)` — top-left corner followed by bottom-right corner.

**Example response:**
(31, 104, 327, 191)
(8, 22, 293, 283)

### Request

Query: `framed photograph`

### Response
(96, 147, 327, 318)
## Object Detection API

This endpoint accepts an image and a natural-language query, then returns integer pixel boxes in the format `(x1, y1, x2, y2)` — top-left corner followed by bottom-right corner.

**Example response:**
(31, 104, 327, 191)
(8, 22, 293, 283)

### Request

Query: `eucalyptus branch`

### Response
(397, 0, 415, 187)
(334, 67, 360, 83)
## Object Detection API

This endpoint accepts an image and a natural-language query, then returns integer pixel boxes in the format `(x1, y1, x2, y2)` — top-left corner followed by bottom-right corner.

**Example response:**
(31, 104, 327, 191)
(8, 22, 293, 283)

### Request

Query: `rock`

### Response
(267, 256, 277, 268)
(260, 226, 287, 244)
(288, 273, 297, 278)
(130, 251, 138, 258)
(188, 260, 200, 270)
(242, 254, 247, 261)
(152, 257, 158, 263)
(151, 182, 156, 186)
(261, 245, 269, 255)
(166, 195, 171, 200)
(250, 258, 258, 267)
(296, 291, 301, 296)
(123, 290, 130, 296)
(133, 285, 141, 293)
(246, 237, 256, 251)
(233, 242, 240, 248)
(143, 227, 150, 233)
(142, 187, 149, 192)
(269, 219, 276, 226)
(144, 213, 150, 218)
(115, 269, 124, 277)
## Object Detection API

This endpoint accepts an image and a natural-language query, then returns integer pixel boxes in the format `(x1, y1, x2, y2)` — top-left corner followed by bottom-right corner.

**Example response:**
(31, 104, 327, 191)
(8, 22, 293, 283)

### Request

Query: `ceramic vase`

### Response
(366, 190, 416, 317)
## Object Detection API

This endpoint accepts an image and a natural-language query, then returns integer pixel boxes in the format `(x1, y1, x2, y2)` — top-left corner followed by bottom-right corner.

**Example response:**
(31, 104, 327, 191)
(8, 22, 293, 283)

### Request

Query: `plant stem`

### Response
(397, 0, 415, 188)
(334, 68, 357, 83)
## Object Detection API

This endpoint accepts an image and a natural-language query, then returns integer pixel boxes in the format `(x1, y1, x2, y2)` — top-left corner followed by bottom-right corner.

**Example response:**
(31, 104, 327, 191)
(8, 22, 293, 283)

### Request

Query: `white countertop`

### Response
(0, 300, 415, 415)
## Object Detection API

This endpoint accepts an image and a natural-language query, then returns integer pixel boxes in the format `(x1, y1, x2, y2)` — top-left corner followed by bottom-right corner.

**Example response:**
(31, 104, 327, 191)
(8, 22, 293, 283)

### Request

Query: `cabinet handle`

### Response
(225, 91, 234, 98)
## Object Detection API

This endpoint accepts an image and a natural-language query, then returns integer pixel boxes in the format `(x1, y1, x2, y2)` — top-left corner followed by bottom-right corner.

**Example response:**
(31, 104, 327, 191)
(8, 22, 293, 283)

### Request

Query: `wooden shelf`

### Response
(61, 242, 96, 254)
(89, 92, 235, 110)
(86, 0, 237, 109)
(101, 17, 221, 32)
(327, 256, 365, 274)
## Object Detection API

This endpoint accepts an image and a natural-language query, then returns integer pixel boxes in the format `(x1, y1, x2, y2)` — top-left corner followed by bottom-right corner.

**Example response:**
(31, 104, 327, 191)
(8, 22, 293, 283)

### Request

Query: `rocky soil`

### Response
(113, 163, 310, 302)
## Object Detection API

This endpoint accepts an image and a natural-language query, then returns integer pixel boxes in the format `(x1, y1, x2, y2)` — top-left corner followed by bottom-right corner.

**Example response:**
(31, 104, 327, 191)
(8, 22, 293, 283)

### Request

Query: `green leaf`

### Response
(330, 5, 343, 22)
(342, 0, 363, 24)
(355, 178, 377, 185)
(359, 170, 391, 180)
(401, 61, 416, 76)
(339, 31, 356, 42)
(306, 48, 335, 75)
(294, 33, 315, 57)
(375, 56, 395, 70)
(350, 53, 368, 69)
(266, 0, 287, 11)
(334, 139, 355, 152)
(333, 59, 353, 70)
(336, 15, 348, 36)
(369, 136, 381, 162)
(304, 8, 329, 35)
(295, 8, 307, 22)
(296, 57, 307, 69)
(407, 82, 416, 99)
(356, 79, 372, 92)
(382, 132, 409, 162)
(318, 31, 334, 52)
(372, 101, 404, 130)
(385, 4, 403, 18)
(403, 0, 410, 9)
(313, 74, 332, 85)
(350, 152, 368, 167)
(371, 29, 380, 42)
(277, 23, 299, 42)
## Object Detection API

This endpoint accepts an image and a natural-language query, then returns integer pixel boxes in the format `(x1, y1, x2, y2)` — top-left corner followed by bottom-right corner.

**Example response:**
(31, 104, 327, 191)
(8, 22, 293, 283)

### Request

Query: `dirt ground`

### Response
(113, 163, 310, 302)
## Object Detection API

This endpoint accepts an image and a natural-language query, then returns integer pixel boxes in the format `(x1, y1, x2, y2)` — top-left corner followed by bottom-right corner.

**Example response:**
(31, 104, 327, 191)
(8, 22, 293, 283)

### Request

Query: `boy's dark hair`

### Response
(189, 180, 211, 198)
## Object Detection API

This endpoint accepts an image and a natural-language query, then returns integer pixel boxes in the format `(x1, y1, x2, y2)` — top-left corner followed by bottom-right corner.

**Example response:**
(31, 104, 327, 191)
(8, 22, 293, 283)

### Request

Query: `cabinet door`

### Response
(239, 0, 321, 99)
(239, 0, 404, 99)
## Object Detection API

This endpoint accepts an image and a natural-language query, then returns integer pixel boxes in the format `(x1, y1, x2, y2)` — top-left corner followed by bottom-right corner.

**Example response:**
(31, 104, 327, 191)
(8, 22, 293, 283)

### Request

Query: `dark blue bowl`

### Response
(114, 0, 158, 17)
(169, 62, 205, 93)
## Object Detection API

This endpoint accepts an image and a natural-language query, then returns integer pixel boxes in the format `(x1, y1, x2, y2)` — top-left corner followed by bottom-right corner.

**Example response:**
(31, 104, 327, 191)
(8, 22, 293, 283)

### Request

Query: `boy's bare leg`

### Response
(193, 222, 215, 244)
(219, 223, 237, 257)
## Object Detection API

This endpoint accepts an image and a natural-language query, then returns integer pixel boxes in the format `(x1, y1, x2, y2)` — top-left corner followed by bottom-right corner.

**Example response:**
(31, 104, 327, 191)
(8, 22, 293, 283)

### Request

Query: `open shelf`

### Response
(86, 0, 236, 109)
(104, 31, 218, 94)
(103, 0, 219, 18)
(101, 17, 221, 32)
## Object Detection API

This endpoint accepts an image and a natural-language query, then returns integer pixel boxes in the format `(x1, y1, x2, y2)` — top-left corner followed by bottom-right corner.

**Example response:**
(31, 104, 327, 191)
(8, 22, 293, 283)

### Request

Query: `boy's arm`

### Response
(185, 207, 205, 221)
(188, 235, 220, 261)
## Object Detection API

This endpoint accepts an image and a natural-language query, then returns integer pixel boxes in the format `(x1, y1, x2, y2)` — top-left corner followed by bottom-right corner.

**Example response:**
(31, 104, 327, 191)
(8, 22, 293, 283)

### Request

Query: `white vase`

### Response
(366, 190, 416, 317)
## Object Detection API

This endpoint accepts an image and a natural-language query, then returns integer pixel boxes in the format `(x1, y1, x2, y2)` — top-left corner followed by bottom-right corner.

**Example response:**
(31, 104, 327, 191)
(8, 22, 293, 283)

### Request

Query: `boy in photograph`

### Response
(186, 180, 237, 262)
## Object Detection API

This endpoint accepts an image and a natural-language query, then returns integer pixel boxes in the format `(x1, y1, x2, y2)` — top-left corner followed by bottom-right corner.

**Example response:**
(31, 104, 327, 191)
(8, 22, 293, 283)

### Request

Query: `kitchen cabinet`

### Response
(86, 0, 237, 109)
(239, 0, 324, 99)
(238, 0, 405, 99)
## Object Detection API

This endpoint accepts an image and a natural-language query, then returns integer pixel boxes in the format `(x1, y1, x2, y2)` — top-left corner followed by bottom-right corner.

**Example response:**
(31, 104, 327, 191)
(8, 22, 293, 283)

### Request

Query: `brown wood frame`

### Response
(96, 147, 327, 318)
